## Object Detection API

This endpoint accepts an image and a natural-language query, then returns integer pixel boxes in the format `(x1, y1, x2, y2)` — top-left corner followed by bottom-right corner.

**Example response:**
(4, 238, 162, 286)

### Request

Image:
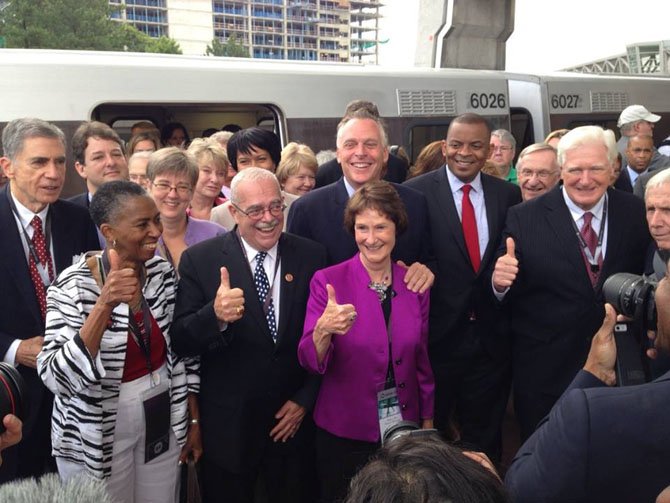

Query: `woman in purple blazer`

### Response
(298, 181, 434, 502)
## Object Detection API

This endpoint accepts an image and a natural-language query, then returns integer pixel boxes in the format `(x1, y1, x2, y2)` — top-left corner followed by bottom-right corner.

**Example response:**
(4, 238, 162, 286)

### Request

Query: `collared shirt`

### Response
(626, 165, 647, 188)
(7, 192, 54, 366)
(561, 187, 608, 257)
(240, 236, 282, 327)
(343, 177, 357, 198)
(446, 167, 490, 259)
(505, 165, 518, 185)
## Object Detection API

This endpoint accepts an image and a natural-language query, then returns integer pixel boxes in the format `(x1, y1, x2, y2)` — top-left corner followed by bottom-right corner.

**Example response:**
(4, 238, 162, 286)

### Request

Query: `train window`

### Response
(92, 102, 286, 145)
(510, 108, 534, 155)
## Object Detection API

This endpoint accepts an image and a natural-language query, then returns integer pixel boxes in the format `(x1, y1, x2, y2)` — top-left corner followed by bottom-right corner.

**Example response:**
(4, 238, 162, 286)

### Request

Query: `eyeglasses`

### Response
(492, 145, 513, 153)
(130, 174, 149, 182)
(232, 201, 285, 220)
(519, 169, 558, 180)
(151, 181, 193, 196)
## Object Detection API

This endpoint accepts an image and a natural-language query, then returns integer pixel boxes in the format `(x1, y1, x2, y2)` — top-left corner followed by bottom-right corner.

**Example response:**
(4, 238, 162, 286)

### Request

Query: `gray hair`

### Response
(128, 150, 152, 165)
(557, 126, 617, 167)
(2, 118, 65, 161)
(645, 169, 670, 198)
(491, 129, 516, 151)
(336, 109, 389, 149)
(230, 167, 280, 205)
(517, 143, 558, 169)
(146, 147, 199, 186)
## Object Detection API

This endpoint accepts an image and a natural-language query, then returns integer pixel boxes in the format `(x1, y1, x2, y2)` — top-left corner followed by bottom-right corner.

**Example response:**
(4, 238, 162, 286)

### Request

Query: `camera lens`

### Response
(603, 273, 647, 318)
(0, 363, 25, 433)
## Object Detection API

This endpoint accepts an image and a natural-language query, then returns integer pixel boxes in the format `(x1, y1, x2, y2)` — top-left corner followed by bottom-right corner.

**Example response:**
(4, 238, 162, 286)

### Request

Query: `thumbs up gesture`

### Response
(492, 237, 519, 293)
(316, 284, 358, 336)
(214, 266, 245, 323)
(100, 248, 140, 308)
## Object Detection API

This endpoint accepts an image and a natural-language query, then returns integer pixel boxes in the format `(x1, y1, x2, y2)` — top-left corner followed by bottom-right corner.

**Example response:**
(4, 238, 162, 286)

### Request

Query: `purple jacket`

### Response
(298, 254, 434, 442)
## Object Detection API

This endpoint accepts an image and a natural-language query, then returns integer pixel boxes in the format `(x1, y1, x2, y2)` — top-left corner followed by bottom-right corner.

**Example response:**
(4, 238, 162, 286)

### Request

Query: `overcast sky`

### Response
(379, 0, 670, 73)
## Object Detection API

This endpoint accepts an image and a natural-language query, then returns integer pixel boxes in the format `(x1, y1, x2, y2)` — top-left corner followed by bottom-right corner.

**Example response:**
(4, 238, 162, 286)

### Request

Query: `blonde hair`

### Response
(187, 137, 229, 171)
(275, 142, 318, 185)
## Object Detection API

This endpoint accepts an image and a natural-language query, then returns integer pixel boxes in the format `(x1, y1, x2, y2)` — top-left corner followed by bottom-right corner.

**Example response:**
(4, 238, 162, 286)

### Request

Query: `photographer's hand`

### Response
(0, 414, 22, 466)
(583, 303, 618, 386)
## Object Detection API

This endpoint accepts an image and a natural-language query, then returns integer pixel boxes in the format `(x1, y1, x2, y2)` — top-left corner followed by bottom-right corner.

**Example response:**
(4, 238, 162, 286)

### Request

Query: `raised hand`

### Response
(213, 266, 245, 323)
(317, 284, 357, 336)
(99, 249, 140, 308)
(492, 237, 519, 292)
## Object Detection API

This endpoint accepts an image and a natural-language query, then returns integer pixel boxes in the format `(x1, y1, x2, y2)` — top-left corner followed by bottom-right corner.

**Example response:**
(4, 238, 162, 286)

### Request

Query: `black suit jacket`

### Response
(499, 186, 650, 396)
(613, 168, 633, 192)
(287, 178, 434, 267)
(315, 153, 408, 188)
(171, 231, 326, 473)
(0, 185, 99, 479)
(66, 191, 90, 209)
(404, 168, 521, 356)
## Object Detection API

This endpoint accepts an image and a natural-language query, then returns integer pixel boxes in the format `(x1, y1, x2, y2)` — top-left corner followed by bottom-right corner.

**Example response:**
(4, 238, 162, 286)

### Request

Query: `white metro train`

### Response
(1, 49, 669, 195)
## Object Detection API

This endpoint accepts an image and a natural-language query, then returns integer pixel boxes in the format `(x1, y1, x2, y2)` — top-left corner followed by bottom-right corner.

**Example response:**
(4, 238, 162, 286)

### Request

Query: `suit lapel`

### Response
(431, 169, 471, 265)
(0, 187, 42, 321)
(276, 235, 297, 343)
(597, 189, 624, 287)
(543, 187, 594, 289)
(481, 174, 501, 270)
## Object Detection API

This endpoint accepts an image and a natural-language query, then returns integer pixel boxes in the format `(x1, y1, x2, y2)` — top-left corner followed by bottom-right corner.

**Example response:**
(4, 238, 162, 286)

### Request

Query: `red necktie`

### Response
(580, 212, 601, 286)
(461, 184, 480, 272)
(28, 215, 55, 320)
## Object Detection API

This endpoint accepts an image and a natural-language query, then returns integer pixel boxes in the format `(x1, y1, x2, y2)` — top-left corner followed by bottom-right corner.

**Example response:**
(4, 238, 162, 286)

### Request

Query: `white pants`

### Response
(58, 365, 180, 503)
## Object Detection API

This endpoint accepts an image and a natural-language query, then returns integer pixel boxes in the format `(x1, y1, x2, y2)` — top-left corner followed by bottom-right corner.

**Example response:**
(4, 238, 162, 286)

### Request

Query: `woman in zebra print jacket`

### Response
(37, 181, 199, 503)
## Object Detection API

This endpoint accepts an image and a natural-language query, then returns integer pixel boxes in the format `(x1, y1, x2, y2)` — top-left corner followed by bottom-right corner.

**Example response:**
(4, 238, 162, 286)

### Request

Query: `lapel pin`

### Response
(285, 273, 294, 282)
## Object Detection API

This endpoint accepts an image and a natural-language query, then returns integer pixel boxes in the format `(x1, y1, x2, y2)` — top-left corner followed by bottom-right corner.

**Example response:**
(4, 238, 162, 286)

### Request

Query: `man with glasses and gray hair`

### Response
(516, 143, 561, 201)
(172, 167, 326, 503)
(489, 128, 517, 184)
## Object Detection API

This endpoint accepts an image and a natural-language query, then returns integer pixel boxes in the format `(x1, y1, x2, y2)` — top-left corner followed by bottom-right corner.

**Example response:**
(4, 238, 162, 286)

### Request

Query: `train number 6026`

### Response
(469, 93, 506, 109)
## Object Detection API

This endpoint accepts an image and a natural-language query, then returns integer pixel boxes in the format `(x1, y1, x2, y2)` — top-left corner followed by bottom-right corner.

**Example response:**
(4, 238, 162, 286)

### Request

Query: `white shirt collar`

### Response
(445, 166, 483, 194)
(561, 187, 606, 222)
(343, 177, 357, 198)
(239, 235, 278, 266)
(10, 190, 49, 231)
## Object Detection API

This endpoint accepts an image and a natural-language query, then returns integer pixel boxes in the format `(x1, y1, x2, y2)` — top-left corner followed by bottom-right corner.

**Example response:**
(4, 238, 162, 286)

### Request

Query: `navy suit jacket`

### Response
(505, 369, 670, 503)
(287, 178, 434, 268)
(171, 231, 326, 473)
(404, 167, 521, 355)
(499, 186, 650, 396)
(66, 191, 90, 209)
(315, 153, 408, 188)
(0, 185, 99, 477)
(613, 168, 633, 193)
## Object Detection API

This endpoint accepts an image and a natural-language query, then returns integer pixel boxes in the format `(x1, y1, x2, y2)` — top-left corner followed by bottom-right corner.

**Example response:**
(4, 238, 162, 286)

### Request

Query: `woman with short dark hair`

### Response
(298, 181, 434, 502)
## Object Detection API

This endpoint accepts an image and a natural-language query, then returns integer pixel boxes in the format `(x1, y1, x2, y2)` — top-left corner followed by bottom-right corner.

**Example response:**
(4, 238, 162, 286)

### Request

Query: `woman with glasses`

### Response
(276, 142, 317, 197)
(186, 139, 232, 220)
(146, 147, 226, 274)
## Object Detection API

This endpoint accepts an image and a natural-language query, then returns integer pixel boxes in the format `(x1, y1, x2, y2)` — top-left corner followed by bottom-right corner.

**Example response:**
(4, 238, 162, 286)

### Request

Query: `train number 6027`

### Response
(469, 93, 506, 109)
(551, 94, 580, 109)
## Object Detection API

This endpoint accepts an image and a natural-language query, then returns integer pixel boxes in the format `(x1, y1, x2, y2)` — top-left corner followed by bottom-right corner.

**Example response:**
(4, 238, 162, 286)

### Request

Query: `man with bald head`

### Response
(493, 125, 650, 441)
(614, 134, 654, 192)
(516, 143, 560, 201)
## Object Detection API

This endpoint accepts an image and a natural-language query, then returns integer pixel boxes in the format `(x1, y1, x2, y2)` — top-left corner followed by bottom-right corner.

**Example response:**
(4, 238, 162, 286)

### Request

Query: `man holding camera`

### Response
(505, 279, 670, 502)
(492, 125, 650, 441)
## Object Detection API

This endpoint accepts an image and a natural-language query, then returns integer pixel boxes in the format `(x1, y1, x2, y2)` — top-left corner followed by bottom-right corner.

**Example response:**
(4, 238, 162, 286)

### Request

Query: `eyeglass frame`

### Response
(150, 180, 193, 196)
(231, 201, 286, 220)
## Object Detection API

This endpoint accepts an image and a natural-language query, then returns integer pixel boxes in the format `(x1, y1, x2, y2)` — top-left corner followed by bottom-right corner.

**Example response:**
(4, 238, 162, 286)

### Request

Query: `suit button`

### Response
(395, 359, 402, 365)
(399, 382, 405, 388)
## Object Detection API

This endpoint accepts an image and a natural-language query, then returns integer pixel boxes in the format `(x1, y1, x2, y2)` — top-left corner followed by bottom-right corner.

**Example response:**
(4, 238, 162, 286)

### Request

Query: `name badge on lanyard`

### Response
(377, 384, 403, 440)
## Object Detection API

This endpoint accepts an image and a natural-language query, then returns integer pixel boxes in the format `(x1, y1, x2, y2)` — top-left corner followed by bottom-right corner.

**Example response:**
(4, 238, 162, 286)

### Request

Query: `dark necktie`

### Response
(580, 212, 601, 286)
(461, 184, 480, 272)
(29, 215, 55, 320)
(254, 251, 277, 342)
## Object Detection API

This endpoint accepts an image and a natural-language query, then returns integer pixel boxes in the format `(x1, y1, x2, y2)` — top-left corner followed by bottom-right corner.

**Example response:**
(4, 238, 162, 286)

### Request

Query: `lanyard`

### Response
(98, 250, 153, 375)
(570, 196, 608, 272)
(8, 196, 54, 286)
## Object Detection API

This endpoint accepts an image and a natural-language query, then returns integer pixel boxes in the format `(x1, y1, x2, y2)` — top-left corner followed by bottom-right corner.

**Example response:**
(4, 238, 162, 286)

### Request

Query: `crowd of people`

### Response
(0, 100, 670, 502)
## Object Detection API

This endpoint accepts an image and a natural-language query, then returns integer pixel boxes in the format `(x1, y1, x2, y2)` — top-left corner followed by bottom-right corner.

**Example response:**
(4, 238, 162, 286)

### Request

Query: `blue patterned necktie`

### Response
(254, 251, 277, 342)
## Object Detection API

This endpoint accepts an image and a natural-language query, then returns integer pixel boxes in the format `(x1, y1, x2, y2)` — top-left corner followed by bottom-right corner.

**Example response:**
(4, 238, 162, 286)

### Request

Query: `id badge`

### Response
(377, 385, 402, 440)
(141, 378, 170, 464)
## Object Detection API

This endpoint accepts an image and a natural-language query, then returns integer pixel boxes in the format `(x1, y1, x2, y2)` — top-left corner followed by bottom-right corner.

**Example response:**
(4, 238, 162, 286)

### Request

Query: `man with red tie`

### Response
(0, 118, 99, 481)
(492, 125, 650, 442)
(404, 113, 521, 461)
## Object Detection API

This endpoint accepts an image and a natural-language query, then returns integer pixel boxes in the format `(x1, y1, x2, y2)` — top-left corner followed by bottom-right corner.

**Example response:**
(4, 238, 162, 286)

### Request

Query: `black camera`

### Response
(0, 362, 26, 433)
(602, 273, 657, 386)
(382, 420, 438, 446)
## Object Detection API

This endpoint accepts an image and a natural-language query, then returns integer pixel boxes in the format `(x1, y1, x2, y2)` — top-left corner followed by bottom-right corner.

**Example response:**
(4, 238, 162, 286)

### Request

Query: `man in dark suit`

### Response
(287, 110, 434, 293)
(493, 126, 650, 442)
(0, 118, 100, 482)
(505, 292, 670, 502)
(67, 121, 127, 209)
(404, 113, 521, 461)
(172, 167, 326, 503)
(315, 99, 408, 188)
(614, 134, 654, 193)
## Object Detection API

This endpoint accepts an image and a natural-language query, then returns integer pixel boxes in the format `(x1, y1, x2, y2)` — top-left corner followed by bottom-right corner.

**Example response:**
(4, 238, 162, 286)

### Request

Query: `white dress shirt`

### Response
(446, 167, 490, 258)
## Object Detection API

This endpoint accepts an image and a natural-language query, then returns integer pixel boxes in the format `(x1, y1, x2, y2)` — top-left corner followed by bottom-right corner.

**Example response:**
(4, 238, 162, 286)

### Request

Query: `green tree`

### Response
(146, 36, 182, 55)
(205, 35, 249, 58)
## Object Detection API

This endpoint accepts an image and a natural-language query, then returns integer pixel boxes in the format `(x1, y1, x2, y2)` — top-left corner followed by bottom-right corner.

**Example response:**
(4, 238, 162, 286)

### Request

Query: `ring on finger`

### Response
(349, 313, 357, 322)
(236, 305, 244, 316)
